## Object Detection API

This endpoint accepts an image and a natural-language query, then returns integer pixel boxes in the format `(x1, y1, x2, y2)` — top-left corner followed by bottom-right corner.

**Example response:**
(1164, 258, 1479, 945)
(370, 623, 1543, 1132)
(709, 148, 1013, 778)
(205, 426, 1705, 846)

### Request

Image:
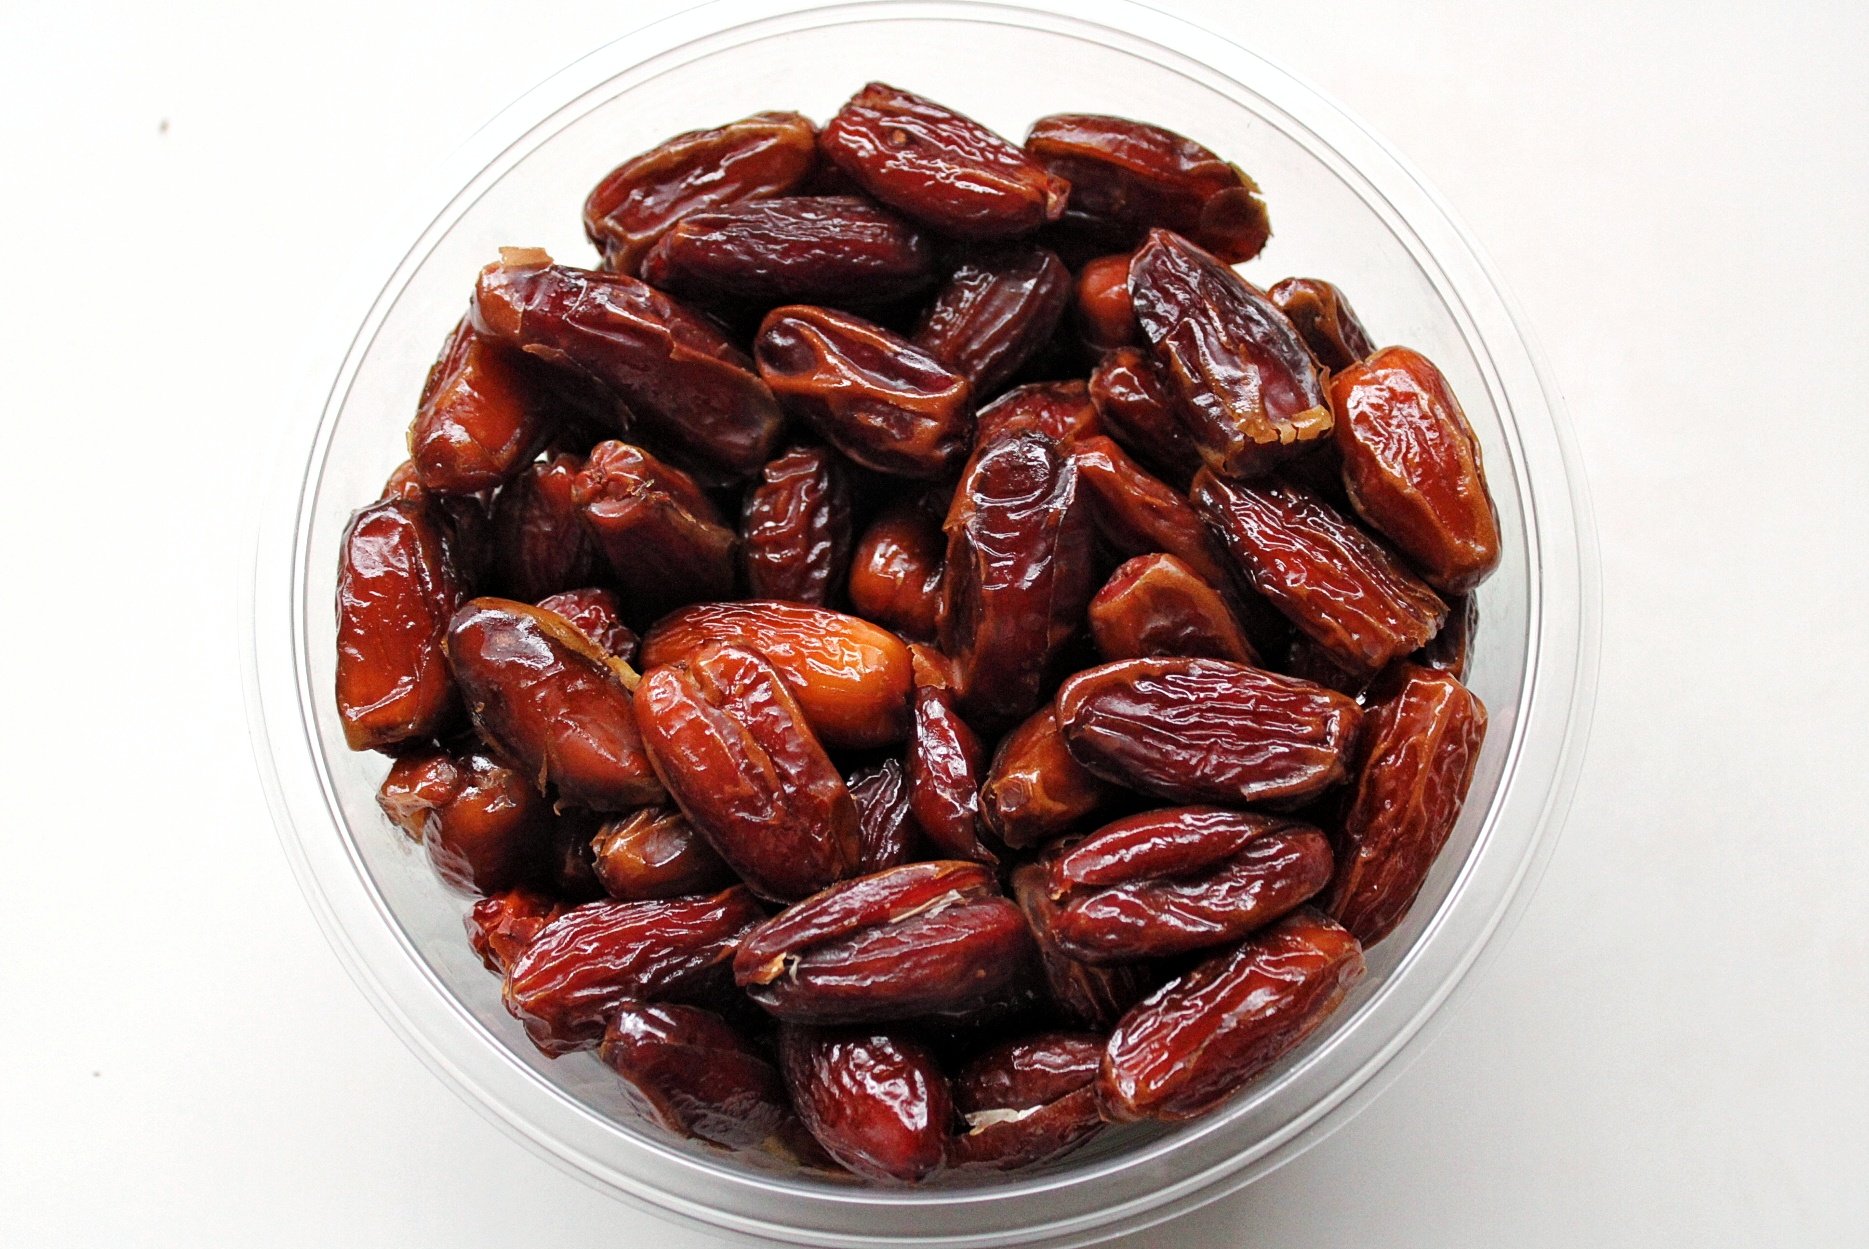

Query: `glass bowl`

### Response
(243, 1, 1599, 1244)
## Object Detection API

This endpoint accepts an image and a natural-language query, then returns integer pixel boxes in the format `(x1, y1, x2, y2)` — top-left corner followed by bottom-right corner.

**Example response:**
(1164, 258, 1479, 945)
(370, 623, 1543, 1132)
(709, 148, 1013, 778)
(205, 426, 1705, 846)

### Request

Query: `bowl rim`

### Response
(242, 1, 1600, 1244)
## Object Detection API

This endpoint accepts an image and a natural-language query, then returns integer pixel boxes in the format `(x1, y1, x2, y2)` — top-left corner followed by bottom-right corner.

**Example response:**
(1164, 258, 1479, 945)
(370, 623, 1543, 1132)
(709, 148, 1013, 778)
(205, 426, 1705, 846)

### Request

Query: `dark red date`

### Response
(739, 444, 854, 606)
(591, 806, 735, 902)
(409, 317, 549, 494)
(847, 756, 924, 873)
(465, 889, 566, 975)
(1268, 277, 1374, 373)
(600, 1001, 789, 1149)
(979, 707, 1112, 850)
(486, 453, 603, 602)
(1068, 435, 1234, 591)
(906, 675, 993, 864)
(1088, 553, 1256, 664)
(378, 742, 553, 894)
(779, 1025, 953, 1183)
(1010, 863, 1150, 1031)
(1088, 346, 1203, 486)
(949, 1032, 1105, 1171)
(572, 439, 738, 615)
(911, 247, 1072, 395)
(847, 494, 946, 641)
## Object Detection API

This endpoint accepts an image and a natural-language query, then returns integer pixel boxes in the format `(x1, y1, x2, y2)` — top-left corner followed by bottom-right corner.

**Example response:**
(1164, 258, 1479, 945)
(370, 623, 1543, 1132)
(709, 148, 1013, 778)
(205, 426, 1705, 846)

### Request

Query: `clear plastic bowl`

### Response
(243, 1, 1599, 1244)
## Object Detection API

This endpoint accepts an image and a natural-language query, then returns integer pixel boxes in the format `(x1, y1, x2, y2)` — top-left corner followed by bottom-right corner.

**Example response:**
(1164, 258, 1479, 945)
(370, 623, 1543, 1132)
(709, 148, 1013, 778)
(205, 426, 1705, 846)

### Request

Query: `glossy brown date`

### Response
(591, 806, 735, 901)
(739, 444, 854, 606)
(446, 597, 664, 811)
(979, 707, 1112, 850)
(572, 439, 738, 615)
(1268, 277, 1374, 373)
(640, 195, 937, 309)
(535, 587, 637, 662)
(971, 379, 1102, 450)
(1129, 229, 1330, 478)
(1415, 592, 1477, 680)
(634, 643, 861, 902)
(1025, 114, 1271, 262)
(1068, 435, 1234, 591)
(1330, 346, 1500, 592)
(734, 861, 1034, 1025)
(1045, 807, 1334, 962)
(755, 304, 973, 479)
(465, 889, 566, 975)
(940, 428, 1097, 725)
(486, 453, 603, 602)
(1088, 553, 1255, 665)
(583, 110, 819, 276)
(503, 886, 764, 1055)
(600, 1001, 789, 1150)
(906, 678, 993, 863)
(847, 494, 946, 642)
(471, 253, 784, 478)
(378, 742, 553, 895)
(1326, 664, 1487, 945)
(1009, 863, 1150, 1031)
(640, 601, 914, 750)
(910, 246, 1072, 395)
(821, 82, 1069, 240)
(949, 1032, 1105, 1171)
(1073, 252, 1140, 351)
(1054, 657, 1363, 806)
(847, 756, 923, 873)
(1088, 347, 1203, 487)
(1193, 473, 1446, 673)
(778, 1025, 953, 1183)
(335, 497, 466, 752)
(409, 317, 549, 494)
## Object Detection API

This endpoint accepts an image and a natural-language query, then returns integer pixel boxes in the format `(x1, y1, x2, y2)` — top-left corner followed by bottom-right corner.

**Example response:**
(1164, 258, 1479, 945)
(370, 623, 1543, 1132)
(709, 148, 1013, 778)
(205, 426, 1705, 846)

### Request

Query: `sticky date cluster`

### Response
(336, 82, 1498, 1184)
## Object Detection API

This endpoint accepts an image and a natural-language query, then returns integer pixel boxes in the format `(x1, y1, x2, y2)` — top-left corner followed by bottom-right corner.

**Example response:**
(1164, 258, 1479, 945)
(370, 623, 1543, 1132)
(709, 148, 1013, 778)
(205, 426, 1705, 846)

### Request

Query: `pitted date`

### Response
(906, 674, 993, 864)
(1010, 863, 1150, 1030)
(1055, 657, 1362, 806)
(535, 587, 637, 662)
(600, 1001, 789, 1150)
(1088, 553, 1256, 664)
(1068, 435, 1233, 590)
(465, 889, 566, 975)
(409, 317, 549, 494)
(911, 246, 1072, 395)
(949, 1032, 1105, 1171)
(1326, 664, 1487, 945)
(1099, 908, 1364, 1121)
(979, 707, 1112, 850)
(740, 444, 854, 606)
(779, 1025, 953, 1183)
(1088, 347, 1203, 486)
(1330, 346, 1501, 592)
(583, 110, 819, 276)
(635, 643, 861, 902)
(1268, 277, 1374, 373)
(378, 742, 551, 894)
(1130, 229, 1330, 477)
(756, 304, 973, 479)
(848, 494, 946, 641)
(1045, 807, 1334, 962)
(1194, 473, 1446, 673)
(486, 453, 603, 602)
(971, 379, 1102, 450)
(591, 807, 734, 901)
(1415, 592, 1477, 679)
(822, 82, 1069, 240)
(572, 440, 738, 614)
(848, 756, 923, 872)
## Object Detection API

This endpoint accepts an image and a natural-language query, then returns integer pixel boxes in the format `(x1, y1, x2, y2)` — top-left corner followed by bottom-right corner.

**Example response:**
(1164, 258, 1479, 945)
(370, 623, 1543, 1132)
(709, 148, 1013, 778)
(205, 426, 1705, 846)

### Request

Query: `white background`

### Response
(2, 1, 1865, 1245)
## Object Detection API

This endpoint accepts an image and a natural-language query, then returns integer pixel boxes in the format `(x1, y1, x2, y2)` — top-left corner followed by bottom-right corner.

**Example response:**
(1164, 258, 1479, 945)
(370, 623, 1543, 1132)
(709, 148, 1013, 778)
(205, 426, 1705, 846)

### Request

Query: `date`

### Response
(1088, 553, 1255, 664)
(1009, 863, 1150, 1030)
(847, 494, 946, 641)
(949, 1032, 1105, 1171)
(971, 379, 1102, 450)
(1268, 277, 1373, 373)
(979, 706, 1111, 851)
(591, 806, 734, 901)
(600, 1001, 789, 1149)
(1068, 435, 1234, 590)
(1415, 592, 1477, 680)
(911, 246, 1072, 396)
(848, 756, 923, 873)
(572, 440, 738, 615)
(740, 444, 854, 606)
(378, 742, 553, 895)
(778, 1025, 953, 1183)
(1088, 347, 1203, 487)
(486, 453, 604, 602)
(534, 587, 638, 662)
(409, 317, 549, 494)
(465, 888, 566, 975)
(906, 676, 993, 864)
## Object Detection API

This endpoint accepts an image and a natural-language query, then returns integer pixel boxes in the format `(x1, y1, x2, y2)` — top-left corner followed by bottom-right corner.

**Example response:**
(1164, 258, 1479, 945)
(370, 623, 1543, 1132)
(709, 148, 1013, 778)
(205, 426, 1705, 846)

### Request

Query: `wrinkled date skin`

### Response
(1068, 436, 1234, 591)
(535, 587, 637, 662)
(1326, 664, 1487, 946)
(635, 643, 861, 902)
(971, 379, 1102, 450)
(641, 601, 913, 750)
(641, 196, 937, 310)
(1193, 474, 1446, 674)
(821, 82, 1069, 240)
(949, 1032, 1105, 1171)
(409, 317, 550, 494)
(465, 888, 566, 975)
(572, 440, 738, 616)
(1045, 807, 1334, 962)
(940, 429, 1097, 725)
(1089, 553, 1256, 665)
(779, 1025, 953, 1184)
(906, 681, 993, 863)
(1130, 229, 1330, 478)
(1329, 346, 1501, 593)
(979, 707, 1112, 850)
(378, 742, 553, 894)
(486, 453, 604, 602)
(848, 495, 946, 641)
(471, 254, 785, 478)
(1088, 347, 1203, 487)
(1074, 252, 1140, 351)
(1026, 114, 1271, 263)
(733, 861, 1035, 1025)
(591, 806, 735, 901)
(848, 756, 923, 872)
(755, 304, 973, 479)
(1268, 277, 1374, 374)
(583, 110, 820, 276)
(335, 498, 466, 752)
(1055, 657, 1363, 807)
(740, 444, 854, 606)
(600, 1001, 789, 1150)
(1010, 863, 1150, 1030)
(1415, 592, 1477, 680)
(911, 247, 1072, 395)
(446, 598, 664, 810)
(503, 886, 765, 1055)
(1100, 908, 1364, 1121)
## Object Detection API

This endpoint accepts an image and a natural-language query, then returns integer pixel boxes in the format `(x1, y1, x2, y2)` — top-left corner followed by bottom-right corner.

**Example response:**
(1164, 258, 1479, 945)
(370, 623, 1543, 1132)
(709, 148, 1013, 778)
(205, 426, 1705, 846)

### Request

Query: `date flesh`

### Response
(572, 439, 737, 615)
(1074, 252, 1140, 351)
(979, 707, 1112, 850)
(949, 1032, 1105, 1171)
(378, 742, 553, 894)
(1068, 435, 1234, 591)
(1416, 592, 1477, 679)
(779, 1025, 952, 1183)
(1268, 277, 1373, 373)
(848, 756, 923, 872)
(740, 444, 853, 606)
(465, 889, 566, 975)
(591, 806, 734, 901)
(486, 453, 603, 602)
(911, 246, 1072, 395)
(600, 1001, 789, 1149)
(1088, 347, 1203, 486)
(409, 317, 549, 494)
(534, 587, 637, 662)
(1089, 553, 1255, 665)
(847, 495, 946, 641)
(906, 680, 993, 863)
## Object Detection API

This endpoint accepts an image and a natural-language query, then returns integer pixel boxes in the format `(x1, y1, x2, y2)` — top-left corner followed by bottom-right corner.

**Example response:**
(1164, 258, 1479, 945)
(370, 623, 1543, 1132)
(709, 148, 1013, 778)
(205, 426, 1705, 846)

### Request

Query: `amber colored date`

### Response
(503, 886, 764, 1055)
(911, 247, 1072, 395)
(755, 304, 973, 479)
(378, 742, 552, 895)
(1068, 435, 1234, 591)
(465, 889, 566, 975)
(1055, 657, 1363, 807)
(591, 806, 734, 901)
(971, 379, 1102, 450)
(1415, 592, 1476, 679)
(640, 195, 937, 309)
(906, 678, 993, 863)
(572, 440, 738, 615)
(847, 494, 946, 642)
(739, 444, 854, 606)
(471, 253, 784, 478)
(848, 756, 923, 873)
(640, 601, 914, 750)
(1088, 553, 1256, 665)
(1326, 664, 1487, 945)
(1088, 347, 1203, 487)
(600, 1001, 789, 1150)
(1045, 807, 1334, 962)
(821, 82, 1069, 240)
(486, 453, 604, 602)
(1009, 863, 1150, 1031)
(1193, 473, 1446, 673)
(1330, 346, 1500, 592)
(535, 587, 638, 662)
(1268, 277, 1374, 374)
(409, 317, 549, 494)
(634, 643, 861, 902)
(1074, 252, 1140, 351)
(446, 597, 664, 811)
(335, 497, 465, 752)
(583, 110, 819, 276)
(949, 1032, 1105, 1171)
(1129, 229, 1330, 478)
(779, 1025, 953, 1183)
(979, 707, 1112, 850)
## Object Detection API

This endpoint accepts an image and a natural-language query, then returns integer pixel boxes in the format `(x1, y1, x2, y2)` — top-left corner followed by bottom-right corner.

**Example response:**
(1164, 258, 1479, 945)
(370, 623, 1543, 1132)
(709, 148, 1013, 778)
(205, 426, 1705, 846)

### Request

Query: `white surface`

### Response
(1, 1, 1863, 1245)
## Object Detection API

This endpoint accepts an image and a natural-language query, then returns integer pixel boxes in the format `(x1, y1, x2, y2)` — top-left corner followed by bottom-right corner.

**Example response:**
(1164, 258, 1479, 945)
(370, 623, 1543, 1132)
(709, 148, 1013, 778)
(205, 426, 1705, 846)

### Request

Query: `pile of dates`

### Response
(336, 81, 1498, 1184)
